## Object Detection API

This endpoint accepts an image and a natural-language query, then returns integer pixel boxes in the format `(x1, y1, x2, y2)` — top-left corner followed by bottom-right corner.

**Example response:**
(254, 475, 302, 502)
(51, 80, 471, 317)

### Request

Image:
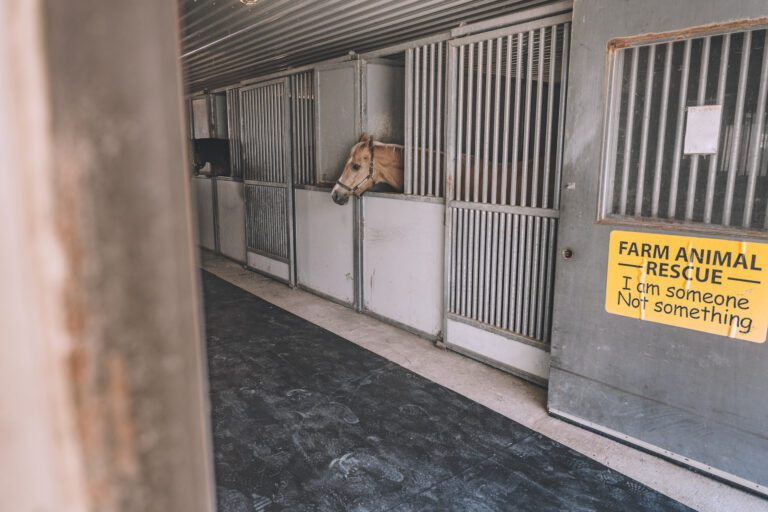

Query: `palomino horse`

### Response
(331, 132, 555, 206)
(331, 133, 404, 205)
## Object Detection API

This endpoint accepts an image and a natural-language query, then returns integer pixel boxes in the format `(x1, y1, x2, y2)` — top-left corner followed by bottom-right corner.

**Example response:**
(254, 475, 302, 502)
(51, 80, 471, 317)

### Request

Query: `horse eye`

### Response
(352, 163, 361, 171)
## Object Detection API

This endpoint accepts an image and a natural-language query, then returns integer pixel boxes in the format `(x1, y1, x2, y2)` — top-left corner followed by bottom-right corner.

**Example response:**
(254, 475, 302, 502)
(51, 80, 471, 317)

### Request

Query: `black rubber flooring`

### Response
(203, 271, 692, 512)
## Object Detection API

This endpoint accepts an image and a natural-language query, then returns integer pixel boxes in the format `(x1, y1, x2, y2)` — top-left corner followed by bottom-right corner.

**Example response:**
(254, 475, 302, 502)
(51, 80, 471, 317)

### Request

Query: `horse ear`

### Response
(358, 132, 371, 144)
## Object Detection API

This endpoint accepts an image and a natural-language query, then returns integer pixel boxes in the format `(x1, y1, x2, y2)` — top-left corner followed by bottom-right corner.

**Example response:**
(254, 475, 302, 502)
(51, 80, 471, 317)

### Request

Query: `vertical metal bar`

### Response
(421, 45, 428, 196)
(241, 91, 248, 180)
(723, 31, 752, 226)
(273, 85, 281, 183)
(478, 210, 487, 323)
(262, 87, 270, 181)
(470, 209, 478, 320)
(684, 38, 710, 219)
(746, 35, 768, 227)
(259, 88, 265, 180)
(290, 78, 297, 184)
(449, 208, 466, 314)
(428, 43, 436, 196)
(483, 211, 492, 325)
(536, 218, 549, 340)
(462, 210, 470, 317)
(482, 38, 492, 204)
(496, 214, 507, 327)
(299, 75, 307, 184)
(248, 89, 256, 179)
(265, 86, 272, 182)
(449, 208, 456, 312)
(510, 214, 520, 332)
(246, 90, 253, 180)
(703, 34, 731, 224)
(405, 48, 414, 195)
(488, 212, 498, 326)
(501, 213, 512, 331)
(299, 73, 312, 183)
(436, 42, 444, 197)
(532, 27, 545, 208)
(522, 30, 534, 206)
(474, 41, 484, 203)
(456, 45, 465, 201)
(543, 218, 556, 342)
(668, 39, 692, 219)
(512, 33, 523, 206)
(635, 44, 656, 217)
(531, 215, 542, 339)
(465, 43, 474, 202)
(308, 73, 315, 183)
(241, 91, 250, 180)
(444, 43, 458, 335)
(554, 22, 570, 209)
(652, 43, 673, 217)
(522, 216, 533, 334)
(272, 85, 278, 182)
(291, 78, 298, 183)
(491, 37, 502, 205)
(619, 47, 639, 215)
(413, 48, 421, 195)
(501, 34, 513, 206)
(305, 72, 312, 183)
(256, 88, 264, 180)
(543, 26, 557, 209)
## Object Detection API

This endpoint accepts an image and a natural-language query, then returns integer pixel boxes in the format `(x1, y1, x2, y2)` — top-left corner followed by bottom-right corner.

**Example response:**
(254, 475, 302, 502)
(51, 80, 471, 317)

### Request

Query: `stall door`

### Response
(444, 14, 571, 384)
(240, 79, 295, 284)
(549, 1, 768, 494)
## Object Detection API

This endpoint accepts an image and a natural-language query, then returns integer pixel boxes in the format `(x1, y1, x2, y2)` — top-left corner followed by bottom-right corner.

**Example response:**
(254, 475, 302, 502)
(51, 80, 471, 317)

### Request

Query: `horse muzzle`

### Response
(331, 187, 350, 205)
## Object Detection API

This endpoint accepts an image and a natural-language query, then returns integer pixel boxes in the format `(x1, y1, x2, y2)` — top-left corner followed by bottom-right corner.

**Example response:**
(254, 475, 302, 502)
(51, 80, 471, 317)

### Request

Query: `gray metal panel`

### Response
(316, 62, 361, 183)
(550, 0, 768, 493)
(215, 179, 246, 262)
(362, 195, 444, 336)
(364, 61, 405, 144)
(191, 97, 210, 139)
(245, 184, 289, 261)
(211, 93, 228, 139)
(193, 177, 215, 250)
(295, 188, 355, 304)
(226, 89, 242, 179)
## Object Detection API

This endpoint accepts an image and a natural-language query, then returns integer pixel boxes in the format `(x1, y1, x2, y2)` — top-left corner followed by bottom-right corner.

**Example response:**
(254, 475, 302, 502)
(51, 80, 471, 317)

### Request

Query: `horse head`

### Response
(331, 133, 376, 205)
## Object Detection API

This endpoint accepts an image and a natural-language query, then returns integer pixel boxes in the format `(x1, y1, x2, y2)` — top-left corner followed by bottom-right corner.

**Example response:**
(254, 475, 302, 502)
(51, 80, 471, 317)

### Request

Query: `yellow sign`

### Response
(605, 230, 768, 343)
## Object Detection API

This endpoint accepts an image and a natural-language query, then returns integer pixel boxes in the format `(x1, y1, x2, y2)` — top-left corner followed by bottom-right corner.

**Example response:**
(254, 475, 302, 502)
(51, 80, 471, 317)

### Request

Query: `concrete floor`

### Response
(202, 251, 767, 512)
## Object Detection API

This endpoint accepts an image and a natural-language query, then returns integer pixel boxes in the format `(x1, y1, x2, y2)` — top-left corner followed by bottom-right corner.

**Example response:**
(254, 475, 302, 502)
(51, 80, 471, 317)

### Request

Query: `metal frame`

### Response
(597, 20, 768, 238)
(240, 77, 297, 285)
(442, 12, 571, 378)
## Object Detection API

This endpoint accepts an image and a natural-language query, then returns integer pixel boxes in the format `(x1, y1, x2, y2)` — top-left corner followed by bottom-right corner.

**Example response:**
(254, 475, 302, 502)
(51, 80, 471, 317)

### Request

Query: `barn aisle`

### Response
(202, 271, 692, 512)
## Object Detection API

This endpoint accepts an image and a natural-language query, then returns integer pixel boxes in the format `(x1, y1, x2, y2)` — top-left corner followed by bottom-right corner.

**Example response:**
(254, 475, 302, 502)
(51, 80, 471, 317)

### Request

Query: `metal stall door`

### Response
(294, 61, 359, 306)
(549, 2, 768, 494)
(240, 79, 295, 284)
(444, 14, 571, 384)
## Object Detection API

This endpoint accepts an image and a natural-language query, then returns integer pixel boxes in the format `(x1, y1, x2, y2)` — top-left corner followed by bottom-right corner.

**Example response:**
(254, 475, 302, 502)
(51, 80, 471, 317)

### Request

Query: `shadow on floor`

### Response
(203, 271, 691, 512)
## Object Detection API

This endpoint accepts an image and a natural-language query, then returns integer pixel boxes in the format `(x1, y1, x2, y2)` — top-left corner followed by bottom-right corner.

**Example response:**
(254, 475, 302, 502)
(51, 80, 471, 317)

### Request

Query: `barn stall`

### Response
(185, 0, 768, 497)
(189, 2, 572, 377)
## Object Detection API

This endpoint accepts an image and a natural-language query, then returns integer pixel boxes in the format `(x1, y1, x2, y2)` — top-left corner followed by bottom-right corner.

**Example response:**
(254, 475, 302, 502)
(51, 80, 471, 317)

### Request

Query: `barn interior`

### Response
(3, 1, 768, 512)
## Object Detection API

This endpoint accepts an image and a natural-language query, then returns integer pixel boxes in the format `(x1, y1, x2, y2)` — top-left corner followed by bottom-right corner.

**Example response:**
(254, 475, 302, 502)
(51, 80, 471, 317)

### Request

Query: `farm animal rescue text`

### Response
(605, 231, 768, 343)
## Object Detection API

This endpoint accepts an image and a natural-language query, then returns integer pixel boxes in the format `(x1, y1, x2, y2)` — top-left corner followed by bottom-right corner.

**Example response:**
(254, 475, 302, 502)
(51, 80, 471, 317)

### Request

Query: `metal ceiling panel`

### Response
(178, 0, 559, 91)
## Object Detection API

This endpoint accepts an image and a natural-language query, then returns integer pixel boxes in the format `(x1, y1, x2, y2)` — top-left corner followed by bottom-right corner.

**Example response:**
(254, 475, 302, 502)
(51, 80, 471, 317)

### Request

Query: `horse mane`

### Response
(373, 141, 404, 150)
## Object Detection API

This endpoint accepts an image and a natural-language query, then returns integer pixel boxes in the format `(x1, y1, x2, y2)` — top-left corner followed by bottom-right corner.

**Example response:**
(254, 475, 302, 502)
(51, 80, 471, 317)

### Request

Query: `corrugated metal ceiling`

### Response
(179, 0, 555, 92)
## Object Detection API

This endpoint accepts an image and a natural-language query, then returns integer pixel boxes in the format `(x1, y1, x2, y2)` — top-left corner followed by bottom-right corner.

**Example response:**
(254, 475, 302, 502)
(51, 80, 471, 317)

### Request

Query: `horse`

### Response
(331, 132, 556, 206)
(331, 133, 404, 205)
